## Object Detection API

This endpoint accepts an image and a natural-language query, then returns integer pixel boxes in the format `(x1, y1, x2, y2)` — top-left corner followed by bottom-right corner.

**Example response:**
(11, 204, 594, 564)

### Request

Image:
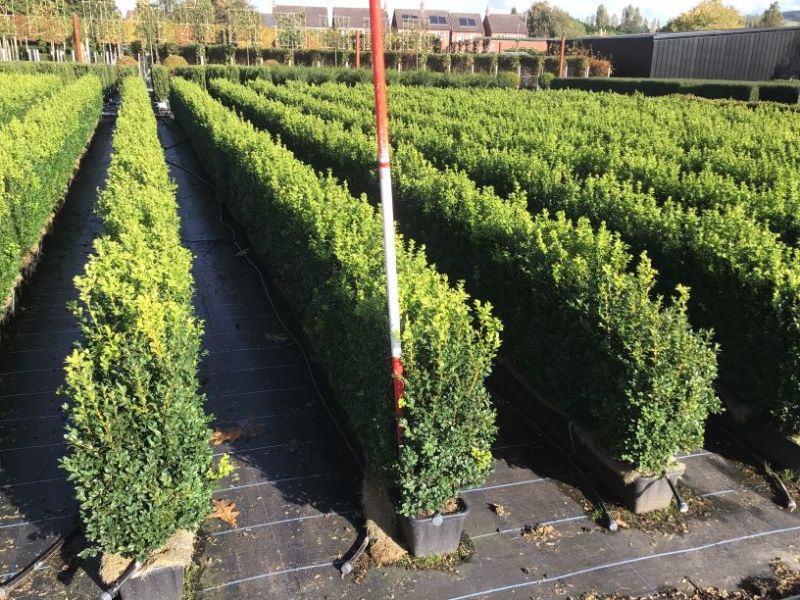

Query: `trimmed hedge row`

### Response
(152, 65, 170, 102)
(551, 77, 800, 104)
(261, 81, 800, 435)
(292, 83, 800, 244)
(0, 61, 136, 93)
(0, 73, 61, 123)
(62, 77, 213, 559)
(173, 64, 522, 90)
(206, 77, 721, 476)
(168, 44, 549, 72)
(170, 77, 501, 517)
(0, 74, 103, 321)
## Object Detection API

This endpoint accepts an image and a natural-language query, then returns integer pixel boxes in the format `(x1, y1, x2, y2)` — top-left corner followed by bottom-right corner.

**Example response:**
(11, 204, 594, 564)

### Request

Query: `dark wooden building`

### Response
(573, 26, 800, 81)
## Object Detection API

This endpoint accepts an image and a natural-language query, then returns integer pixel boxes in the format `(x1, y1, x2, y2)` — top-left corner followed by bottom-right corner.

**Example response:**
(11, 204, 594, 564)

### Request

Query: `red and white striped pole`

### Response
(368, 0, 404, 449)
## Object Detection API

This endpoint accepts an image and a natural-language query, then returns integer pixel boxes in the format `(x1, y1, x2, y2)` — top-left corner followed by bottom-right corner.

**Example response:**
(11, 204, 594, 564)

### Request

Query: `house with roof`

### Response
(483, 11, 527, 38)
(449, 12, 484, 43)
(332, 7, 388, 31)
(391, 8, 451, 44)
(272, 5, 329, 30)
(483, 11, 546, 53)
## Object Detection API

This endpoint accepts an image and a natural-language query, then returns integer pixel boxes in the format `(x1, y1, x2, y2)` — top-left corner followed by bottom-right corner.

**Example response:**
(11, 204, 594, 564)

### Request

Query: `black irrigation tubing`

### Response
(710, 419, 797, 511)
(161, 130, 370, 577)
(100, 559, 141, 600)
(0, 523, 80, 599)
(494, 394, 618, 532)
(666, 476, 689, 513)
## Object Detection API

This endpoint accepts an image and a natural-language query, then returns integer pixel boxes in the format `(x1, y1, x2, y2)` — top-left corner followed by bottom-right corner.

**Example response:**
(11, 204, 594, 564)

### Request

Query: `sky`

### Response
(114, 0, 800, 24)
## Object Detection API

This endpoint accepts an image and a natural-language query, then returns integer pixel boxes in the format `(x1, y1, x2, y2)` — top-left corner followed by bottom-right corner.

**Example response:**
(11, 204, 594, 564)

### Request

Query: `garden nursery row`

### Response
(1, 60, 800, 598)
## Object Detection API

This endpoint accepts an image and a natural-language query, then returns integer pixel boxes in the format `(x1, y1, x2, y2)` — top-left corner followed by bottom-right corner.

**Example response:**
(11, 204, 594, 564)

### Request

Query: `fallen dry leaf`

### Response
(207, 499, 240, 528)
(521, 524, 560, 547)
(488, 503, 508, 517)
(211, 418, 265, 446)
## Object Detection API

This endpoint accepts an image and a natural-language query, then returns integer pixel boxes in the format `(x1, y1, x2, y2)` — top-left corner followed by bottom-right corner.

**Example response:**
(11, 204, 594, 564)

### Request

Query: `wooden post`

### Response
(355, 30, 360, 68)
(73, 14, 83, 64)
(558, 35, 565, 78)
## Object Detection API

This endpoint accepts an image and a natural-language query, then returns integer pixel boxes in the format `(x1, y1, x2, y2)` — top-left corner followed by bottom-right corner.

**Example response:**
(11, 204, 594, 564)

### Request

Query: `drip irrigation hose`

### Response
(498, 395, 617, 532)
(666, 476, 689, 513)
(339, 533, 370, 578)
(712, 420, 796, 511)
(0, 524, 79, 599)
(99, 559, 141, 600)
(159, 119, 371, 576)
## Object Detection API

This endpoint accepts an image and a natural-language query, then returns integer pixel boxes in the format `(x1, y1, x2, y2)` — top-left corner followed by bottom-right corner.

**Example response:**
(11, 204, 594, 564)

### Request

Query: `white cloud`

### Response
(115, 0, 800, 24)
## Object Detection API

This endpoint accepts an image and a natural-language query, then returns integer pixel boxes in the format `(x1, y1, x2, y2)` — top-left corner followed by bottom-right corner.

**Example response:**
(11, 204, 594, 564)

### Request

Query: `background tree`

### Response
(666, 0, 744, 31)
(595, 4, 610, 31)
(759, 1, 784, 27)
(619, 4, 648, 33)
(527, 1, 586, 37)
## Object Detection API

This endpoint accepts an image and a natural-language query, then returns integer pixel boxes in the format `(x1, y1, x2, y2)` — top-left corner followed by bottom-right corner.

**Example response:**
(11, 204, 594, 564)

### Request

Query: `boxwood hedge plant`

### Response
(205, 78, 721, 476)
(152, 64, 170, 102)
(61, 77, 213, 559)
(0, 61, 136, 93)
(244, 79, 800, 440)
(0, 73, 61, 122)
(0, 74, 102, 320)
(170, 77, 501, 517)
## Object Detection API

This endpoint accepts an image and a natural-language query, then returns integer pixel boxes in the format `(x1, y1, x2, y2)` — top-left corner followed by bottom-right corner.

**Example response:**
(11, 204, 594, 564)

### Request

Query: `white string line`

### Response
(210, 508, 359, 538)
(462, 477, 548, 493)
(0, 366, 60, 376)
(212, 439, 322, 457)
(471, 514, 590, 540)
(0, 514, 76, 530)
(212, 472, 335, 493)
(200, 561, 332, 593)
(0, 414, 61, 424)
(0, 442, 66, 453)
(1, 476, 67, 489)
(679, 451, 713, 459)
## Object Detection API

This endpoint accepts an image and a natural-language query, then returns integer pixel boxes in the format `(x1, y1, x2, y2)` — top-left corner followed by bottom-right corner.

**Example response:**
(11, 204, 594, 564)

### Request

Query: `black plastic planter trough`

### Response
(719, 391, 800, 471)
(496, 360, 686, 514)
(118, 565, 184, 600)
(399, 498, 470, 557)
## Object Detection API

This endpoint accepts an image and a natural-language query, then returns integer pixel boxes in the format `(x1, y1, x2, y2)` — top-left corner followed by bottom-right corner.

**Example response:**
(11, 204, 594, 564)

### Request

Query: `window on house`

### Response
(278, 11, 305, 27)
(401, 14, 419, 28)
(429, 15, 447, 25)
(334, 15, 350, 29)
(458, 17, 477, 27)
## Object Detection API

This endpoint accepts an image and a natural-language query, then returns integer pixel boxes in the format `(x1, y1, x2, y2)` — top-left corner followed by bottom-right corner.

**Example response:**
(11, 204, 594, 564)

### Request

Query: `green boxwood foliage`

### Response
(173, 64, 524, 90)
(0, 73, 61, 123)
(0, 61, 135, 93)
(255, 80, 800, 436)
(170, 77, 501, 516)
(550, 77, 799, 104)
(61, 77, 213, 559)
(0, 74, 102, 320)
(205, 78, 720, 475)
(152, 64, 170, 101)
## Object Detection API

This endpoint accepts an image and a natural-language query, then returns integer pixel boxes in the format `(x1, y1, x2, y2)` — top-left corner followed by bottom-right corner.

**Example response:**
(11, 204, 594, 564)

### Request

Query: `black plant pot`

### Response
(119, 565, 184, 600)
(399, 498, 470, 557)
